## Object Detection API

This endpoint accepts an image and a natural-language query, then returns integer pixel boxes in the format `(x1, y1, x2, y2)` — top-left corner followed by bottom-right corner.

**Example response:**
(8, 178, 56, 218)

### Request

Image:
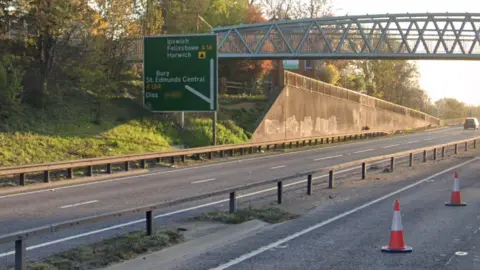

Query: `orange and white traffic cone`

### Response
(381, 200, 412, 253)
(445, 171, 466, 206)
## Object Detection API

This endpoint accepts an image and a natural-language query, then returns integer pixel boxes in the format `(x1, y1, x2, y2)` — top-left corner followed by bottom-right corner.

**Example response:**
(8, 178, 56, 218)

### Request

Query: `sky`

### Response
(333, 0, 480, 105)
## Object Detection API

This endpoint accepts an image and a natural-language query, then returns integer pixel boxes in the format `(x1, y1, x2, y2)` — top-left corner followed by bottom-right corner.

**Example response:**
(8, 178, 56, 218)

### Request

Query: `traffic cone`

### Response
(445, 171, 466, 206)
(381, 200, 412, 253)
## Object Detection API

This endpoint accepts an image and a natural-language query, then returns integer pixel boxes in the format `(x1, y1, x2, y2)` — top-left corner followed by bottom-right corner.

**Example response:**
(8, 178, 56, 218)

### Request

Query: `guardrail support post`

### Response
(390, 157, 395, 172)
(303, 140, 306, 146)
(15, 239, 26, 270)
(229, 191, 236, 213)
(465, 142, 468, 152)
(321, 138, 324, 144)
(455, 144, 458, 154)
(309, 140, 312, 146)
(19, 173, 25, 186)
(265, 145, 269, 152)
(156, 157, 161, 163)
(474, 140, 477, 149)
(274, 144, 277, 150)
(220, 150, 225, 158)
(289, 142, 293, 148)
(329, 169, 334, 189)
(409, 153, 414, 167)
(230, 149, 234, 156)
(344, 135, 347, 141)
(296, 141, 300, 147)
(125, 161, 130, 171)
(283, 143, 286, 149)
(277, 181, 283, 204)
(423, 150, 427, 163)
(146, 211, 154, 236)
(326, 138, 329, 144)
(106, 164, 112, 174)
(258, 146, 262, 153)
(67, 168, 74, 178)
(43, 170, 50, 183)
(442, 147, 446, 158)
(87, 166, 93, 177)
(141, 159, 147, 169)
(362, 162, 367, 180)
(315, 139, 318, 145)
(433, 148, 437, 160)
(208, 152, 213, 159)
(181, 155, 186, 162)
(307, 174, 312, 195)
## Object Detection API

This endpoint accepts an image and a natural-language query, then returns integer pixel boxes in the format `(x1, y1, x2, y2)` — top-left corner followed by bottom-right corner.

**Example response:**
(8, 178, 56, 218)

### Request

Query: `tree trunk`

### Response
(161, 0, 170, 34)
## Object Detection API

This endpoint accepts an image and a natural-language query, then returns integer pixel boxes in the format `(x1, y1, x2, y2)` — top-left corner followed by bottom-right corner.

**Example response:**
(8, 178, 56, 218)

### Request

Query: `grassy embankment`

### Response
(0, 92, 268, 166)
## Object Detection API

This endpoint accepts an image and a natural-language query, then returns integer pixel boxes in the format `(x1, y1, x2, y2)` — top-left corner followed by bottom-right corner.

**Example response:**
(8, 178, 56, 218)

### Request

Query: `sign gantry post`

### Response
(143, 34, 218, 145)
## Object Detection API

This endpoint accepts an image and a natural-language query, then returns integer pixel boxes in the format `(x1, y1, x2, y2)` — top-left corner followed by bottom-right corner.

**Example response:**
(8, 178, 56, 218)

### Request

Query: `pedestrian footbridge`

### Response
(213, 13, 480, 60)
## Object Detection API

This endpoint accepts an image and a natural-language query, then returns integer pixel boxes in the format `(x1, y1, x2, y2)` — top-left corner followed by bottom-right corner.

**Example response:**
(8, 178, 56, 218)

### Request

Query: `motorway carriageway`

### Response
(172, 157, 480, 270)
(0, 126, 477, 264)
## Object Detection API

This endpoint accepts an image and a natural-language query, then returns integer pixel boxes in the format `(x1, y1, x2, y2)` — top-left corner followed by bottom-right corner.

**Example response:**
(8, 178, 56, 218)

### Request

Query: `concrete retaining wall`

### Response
(251, 72, 440, 142)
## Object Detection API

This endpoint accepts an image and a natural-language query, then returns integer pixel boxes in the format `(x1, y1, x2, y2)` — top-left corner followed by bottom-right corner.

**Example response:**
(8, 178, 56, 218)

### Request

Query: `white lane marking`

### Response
(209, 158, 479, 270)
(314, 155, 343, 161)
(406, 140, 419, 144)
(0, 162, 384, 258)
(0, 133, 400, 200)
(59, 200, 98, 209)
(382, 144, 399, 149)
(424, 138, 435, 141)
(191, 178, 217, 184)
(353, 149, 375, 154)
(270, 165, 286, 170)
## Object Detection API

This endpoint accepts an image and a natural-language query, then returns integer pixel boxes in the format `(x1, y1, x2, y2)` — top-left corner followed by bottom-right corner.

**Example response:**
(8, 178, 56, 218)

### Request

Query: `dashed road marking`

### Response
(270, 165, 286, 170)
(191, 178, 217, 184)
(353, 149, 375, 154)
(383, 144, 399, 149)
(60, 200, 99, 209)
(314, 155, 343, 161)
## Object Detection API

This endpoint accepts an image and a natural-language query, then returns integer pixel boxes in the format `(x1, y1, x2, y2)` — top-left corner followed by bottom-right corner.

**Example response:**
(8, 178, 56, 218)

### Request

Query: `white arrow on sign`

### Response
(184, 58, 215, 110)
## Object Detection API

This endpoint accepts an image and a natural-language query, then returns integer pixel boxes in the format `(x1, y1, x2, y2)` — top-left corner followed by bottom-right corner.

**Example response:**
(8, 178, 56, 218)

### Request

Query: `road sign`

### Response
(143, 34, 217, 112)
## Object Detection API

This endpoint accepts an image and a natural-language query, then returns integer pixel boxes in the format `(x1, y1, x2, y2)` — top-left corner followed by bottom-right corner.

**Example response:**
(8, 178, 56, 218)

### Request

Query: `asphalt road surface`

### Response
(0, 126, 478, 265)
(171, 155, 480, 270)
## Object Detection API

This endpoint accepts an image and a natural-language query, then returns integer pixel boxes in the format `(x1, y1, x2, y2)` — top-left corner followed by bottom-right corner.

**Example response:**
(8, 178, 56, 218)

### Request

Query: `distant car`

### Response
(464, 117, 479, 130)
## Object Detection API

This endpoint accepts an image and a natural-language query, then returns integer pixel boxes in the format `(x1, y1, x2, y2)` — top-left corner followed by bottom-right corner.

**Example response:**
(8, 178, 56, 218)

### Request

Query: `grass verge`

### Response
(1, 230, 183, 270)
(193, 207, 299, 224)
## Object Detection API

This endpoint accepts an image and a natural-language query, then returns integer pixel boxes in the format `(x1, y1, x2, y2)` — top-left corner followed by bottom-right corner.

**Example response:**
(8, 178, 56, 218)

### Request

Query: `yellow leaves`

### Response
(89, 11, 108, 36)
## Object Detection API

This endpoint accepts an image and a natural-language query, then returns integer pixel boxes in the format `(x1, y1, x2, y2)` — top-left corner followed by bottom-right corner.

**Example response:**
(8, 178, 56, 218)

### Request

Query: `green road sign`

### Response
(143, 34, 217, 112)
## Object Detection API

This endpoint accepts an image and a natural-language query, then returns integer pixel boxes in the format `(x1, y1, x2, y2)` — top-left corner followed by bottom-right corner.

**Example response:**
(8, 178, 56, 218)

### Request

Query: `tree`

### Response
(6, 0, 90, 107)
(343, 73, 366, 92)
(258, 0, 295, 20)
(296, 0, 333, 18)
(316, 64, 340, 85)
(436, 98, 467, 119)
(218, 3, 272, 90)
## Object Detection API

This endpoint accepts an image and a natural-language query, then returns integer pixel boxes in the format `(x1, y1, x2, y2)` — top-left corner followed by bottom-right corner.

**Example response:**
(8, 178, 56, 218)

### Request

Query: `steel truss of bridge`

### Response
(212, 13, 480, 60)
